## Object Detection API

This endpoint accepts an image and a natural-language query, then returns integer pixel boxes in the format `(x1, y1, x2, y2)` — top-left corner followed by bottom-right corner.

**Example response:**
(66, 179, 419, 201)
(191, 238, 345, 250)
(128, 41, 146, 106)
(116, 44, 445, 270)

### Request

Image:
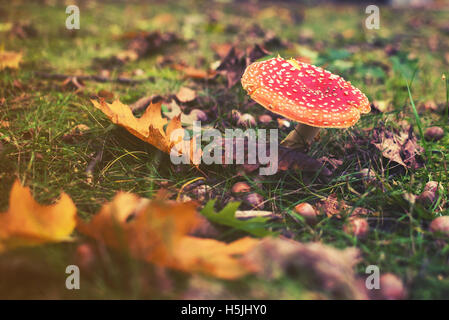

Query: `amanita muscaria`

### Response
(241, 56, 370, 148)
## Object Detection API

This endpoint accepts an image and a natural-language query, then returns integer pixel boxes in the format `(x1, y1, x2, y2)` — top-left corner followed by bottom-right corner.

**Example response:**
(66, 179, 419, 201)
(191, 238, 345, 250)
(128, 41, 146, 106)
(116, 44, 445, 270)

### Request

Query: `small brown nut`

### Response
(424, 126, 444, 141)
(423, 100, 438, 112)
(379, 273, 406, 300)
(424, 181, 443, 194)
(343, 218, 369, 238)
(244, 193, 265, 209)
(237, 113, 256, 127)
(417, 190, 436, 207)
(430, 216, 449, 236)
(277, 118, 290, 128)
(231, 109, 241, 122)
(258, 114, 272, 124)
(231, 182, 251, 195)
(294, 202, 317, 224)
(191, 184, 211, 202)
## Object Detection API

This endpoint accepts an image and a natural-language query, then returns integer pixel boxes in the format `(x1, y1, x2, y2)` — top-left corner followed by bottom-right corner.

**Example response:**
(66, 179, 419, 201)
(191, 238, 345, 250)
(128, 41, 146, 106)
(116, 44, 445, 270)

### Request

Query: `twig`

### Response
(35, 72, 154, 85)
(86, 148, 104, 184)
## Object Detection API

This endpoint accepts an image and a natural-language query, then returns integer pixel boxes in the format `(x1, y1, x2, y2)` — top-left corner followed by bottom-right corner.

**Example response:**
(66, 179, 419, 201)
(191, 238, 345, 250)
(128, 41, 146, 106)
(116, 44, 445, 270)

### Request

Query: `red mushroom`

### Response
(241, 56, 370, 148)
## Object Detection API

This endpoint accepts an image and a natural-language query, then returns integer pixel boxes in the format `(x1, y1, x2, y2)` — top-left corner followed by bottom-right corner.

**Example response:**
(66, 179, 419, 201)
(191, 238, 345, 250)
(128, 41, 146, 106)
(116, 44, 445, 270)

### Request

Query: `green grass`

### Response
(1, 0, 449, 299)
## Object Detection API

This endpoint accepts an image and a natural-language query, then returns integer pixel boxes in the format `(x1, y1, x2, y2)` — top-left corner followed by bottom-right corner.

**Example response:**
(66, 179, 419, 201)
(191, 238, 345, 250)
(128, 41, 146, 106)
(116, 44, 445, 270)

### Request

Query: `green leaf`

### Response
(200, 200, 275, 237)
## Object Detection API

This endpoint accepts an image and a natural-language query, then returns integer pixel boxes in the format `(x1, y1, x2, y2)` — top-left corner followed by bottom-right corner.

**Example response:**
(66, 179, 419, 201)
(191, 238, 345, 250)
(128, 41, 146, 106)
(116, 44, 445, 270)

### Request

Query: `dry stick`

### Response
(86, 148, 104, 184)
(35, 72, 155, 85)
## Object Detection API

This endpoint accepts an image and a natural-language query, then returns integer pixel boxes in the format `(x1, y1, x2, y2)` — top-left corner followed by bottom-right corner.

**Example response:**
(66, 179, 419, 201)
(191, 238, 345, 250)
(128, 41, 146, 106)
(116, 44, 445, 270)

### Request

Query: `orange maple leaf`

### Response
(0, 180, 77, 252)
(91, 99, 199, 163)
(77, 192, 259, 279)
(0, 50, 22, 70)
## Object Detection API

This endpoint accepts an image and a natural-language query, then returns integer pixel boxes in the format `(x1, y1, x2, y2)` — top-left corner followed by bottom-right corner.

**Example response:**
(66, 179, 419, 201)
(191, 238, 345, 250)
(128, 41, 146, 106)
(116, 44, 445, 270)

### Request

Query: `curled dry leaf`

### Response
(163, 100, 208, 127)
(371, 124, 423, 170)
(316, 194, 371, 218)
(176, 87, 197, 103)
(0, 50, 22, 70)
(217, 138, 331, 176)
(77, 192, 259, 279)
(91, 99, 199, 163)
(0, 180, 77, 252)
(120, 31, 178, 60)
(172, 63, 217, 80)
(241, 237, 367, 299)
(216, 45, 270, 88)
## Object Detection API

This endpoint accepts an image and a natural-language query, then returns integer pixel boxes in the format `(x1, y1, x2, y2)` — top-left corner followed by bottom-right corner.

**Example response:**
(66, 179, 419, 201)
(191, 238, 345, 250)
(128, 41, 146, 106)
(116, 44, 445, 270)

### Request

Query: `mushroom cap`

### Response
(241, 57, 370, 128)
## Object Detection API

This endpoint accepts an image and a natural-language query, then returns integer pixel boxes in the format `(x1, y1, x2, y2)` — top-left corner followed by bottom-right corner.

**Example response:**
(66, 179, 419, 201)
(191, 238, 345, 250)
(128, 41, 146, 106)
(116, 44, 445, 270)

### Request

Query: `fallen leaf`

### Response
(172, 236, 258, 279)
(201, 200, 275, 237)
(91, 99, 199, 163)
(211, 43, 234, 58)
(123, 31, 178, 59)
(9, 22, 37, 39)
(316, 194, 371, 218)
(0, 120, 10, 128)
(172, 63, 217, 80)
(0, 50, 22, 70)
(62, 124, 90, 143)
(372, 124, 423, 170)
(163, 100, 208, 127)
(216, 45, 270, 88)
(176, 87, 196, 103)
(277, 147, 332, 176)
(216, 138, 331, 176)
(77, 192, 259, 279)
(241, 237, 367, 299)
(61, 76, 85, 92)
(0, 180, 77, 252)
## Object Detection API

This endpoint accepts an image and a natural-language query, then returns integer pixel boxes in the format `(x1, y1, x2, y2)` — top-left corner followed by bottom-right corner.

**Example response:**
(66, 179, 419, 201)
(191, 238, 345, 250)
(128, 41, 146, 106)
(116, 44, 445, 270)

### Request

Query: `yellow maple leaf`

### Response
(0, 180, 77, 252)
(77, 192, 259, 279)
(0, 50, 22, 70)
(172, 236, 259, 279)
(91, 99, 199, 163)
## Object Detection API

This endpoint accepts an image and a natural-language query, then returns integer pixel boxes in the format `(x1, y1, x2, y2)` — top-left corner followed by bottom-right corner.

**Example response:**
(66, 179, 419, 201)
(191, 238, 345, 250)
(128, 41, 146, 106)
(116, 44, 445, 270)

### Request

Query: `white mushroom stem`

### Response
(281, 123, 320, 148)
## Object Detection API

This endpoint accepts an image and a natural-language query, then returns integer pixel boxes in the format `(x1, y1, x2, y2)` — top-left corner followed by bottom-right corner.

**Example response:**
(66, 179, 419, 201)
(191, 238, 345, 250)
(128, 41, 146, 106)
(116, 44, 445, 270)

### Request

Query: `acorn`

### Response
(237, 113, 256, 127)
(231, 182, 251, 195)
(231, 109, 241, 122)
(343, 218, 369, 238)
(379, 273, 406, 300)
(258, 114, 272, 124)
(430, 216, 449, 237)
(294, 202, 317, 224)
(424, 126, 444, 141)
(244, 193, 265, 209)
(417, 190, 436, 207)
(424, 181, 443, 194)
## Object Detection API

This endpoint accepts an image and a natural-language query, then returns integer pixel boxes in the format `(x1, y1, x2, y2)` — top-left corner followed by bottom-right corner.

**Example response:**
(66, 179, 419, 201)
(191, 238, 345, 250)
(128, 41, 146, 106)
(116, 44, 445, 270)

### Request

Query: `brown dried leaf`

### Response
(172, 63, 217, 80)
(316, 194, 371, 218)
(372, 124, 423, 169)
(176, 87, 196, 103)
(216, 45, 270, 88)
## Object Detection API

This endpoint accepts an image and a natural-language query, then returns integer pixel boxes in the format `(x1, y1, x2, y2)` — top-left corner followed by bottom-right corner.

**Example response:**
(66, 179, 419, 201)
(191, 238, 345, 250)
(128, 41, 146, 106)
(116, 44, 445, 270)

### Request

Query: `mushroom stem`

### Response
(281, 123, 320, 148)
